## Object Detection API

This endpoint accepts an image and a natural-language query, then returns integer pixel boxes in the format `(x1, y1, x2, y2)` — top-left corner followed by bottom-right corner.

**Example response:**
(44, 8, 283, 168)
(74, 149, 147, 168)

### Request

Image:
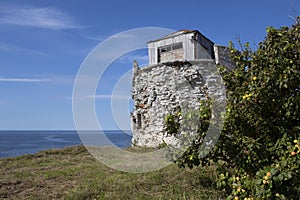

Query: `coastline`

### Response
(0, 130, 132, 159)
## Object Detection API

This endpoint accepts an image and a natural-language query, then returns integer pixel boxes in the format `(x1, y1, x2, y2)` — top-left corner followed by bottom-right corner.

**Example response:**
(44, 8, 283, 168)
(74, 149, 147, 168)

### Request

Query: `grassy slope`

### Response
(0, 146, 223, 200)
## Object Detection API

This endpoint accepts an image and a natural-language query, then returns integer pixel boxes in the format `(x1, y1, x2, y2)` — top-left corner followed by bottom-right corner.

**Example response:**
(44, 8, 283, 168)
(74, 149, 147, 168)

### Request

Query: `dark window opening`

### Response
(132, 116, 136, 124)
(157, 49, 161, 63)
(157, 42, 183, 63)
(158, 42, 183, 54)
(137, 113, 142, 128)
(172, 42, 183, 50)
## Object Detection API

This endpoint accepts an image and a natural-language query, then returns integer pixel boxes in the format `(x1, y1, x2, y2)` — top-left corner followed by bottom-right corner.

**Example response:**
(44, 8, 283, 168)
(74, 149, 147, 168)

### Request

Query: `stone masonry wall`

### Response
(131, 59, 225, 147)
(160, 49, 184, 63)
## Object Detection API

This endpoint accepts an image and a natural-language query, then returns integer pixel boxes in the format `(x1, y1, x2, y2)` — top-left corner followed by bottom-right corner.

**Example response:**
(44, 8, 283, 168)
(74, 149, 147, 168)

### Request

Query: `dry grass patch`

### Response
(0, 146, 223, 200)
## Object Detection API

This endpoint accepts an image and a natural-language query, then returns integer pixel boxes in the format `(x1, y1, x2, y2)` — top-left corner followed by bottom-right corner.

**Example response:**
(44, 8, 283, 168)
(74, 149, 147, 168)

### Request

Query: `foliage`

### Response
(164, 99, 212, 168)
(164, 113, 181, 136)
(165, 20, 300, 199)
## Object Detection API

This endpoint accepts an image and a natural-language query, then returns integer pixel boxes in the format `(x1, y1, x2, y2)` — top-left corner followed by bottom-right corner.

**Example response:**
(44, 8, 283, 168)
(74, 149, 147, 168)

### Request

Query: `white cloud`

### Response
(0, 6, 81, 30)
(0, 44, 12, 51)
(0, 77, 51, 82)
(0, 42, 47, 56)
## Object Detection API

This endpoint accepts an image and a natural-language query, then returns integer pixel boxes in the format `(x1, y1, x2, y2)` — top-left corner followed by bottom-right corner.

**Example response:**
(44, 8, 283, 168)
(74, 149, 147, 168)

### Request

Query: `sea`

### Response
(0, 130, 132, 159)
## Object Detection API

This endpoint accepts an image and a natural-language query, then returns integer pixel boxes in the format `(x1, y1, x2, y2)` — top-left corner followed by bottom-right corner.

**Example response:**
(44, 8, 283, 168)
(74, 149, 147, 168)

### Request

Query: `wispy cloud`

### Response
(0, 44, 12, 51)
(0, 77, 51, 82)
(0, 6, 81, 30)
(0, 42, 47, 56)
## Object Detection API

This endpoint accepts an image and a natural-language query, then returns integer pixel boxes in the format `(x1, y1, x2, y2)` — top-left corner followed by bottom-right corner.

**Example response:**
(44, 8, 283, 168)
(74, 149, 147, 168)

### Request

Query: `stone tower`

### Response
(131, 30, 233, 147)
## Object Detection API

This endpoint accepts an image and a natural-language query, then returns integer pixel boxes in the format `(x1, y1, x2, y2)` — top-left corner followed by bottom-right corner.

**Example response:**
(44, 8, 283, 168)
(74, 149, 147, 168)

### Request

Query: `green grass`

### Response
(0, 146, 223, 199)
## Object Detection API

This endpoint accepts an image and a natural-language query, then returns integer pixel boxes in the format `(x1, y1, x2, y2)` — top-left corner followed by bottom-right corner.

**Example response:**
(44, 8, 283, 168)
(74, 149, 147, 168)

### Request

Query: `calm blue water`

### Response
(0, 130, 132, 158)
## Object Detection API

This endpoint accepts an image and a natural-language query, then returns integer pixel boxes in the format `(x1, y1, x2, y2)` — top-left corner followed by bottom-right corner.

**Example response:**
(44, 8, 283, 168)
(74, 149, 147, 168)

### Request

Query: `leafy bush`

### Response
(165, 20, 300, 199)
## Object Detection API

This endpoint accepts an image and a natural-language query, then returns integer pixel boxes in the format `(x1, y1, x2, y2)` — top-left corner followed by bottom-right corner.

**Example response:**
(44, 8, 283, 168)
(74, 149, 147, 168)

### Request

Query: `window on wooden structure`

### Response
(158, 42, 183, 63)
(158, 42, 183, 53)
(160, 45, 171, 53)
(172, 42, 183, 50)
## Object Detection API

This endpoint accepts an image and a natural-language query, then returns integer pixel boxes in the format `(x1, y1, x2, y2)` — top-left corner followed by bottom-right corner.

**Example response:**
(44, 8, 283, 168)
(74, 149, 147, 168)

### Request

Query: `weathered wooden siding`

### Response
(148, 33, 193, 65)
(148, 31, 214, 65)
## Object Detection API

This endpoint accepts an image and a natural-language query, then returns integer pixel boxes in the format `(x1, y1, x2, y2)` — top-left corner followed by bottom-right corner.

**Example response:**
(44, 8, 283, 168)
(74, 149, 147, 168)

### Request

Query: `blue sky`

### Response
(0, 0, 299, 130)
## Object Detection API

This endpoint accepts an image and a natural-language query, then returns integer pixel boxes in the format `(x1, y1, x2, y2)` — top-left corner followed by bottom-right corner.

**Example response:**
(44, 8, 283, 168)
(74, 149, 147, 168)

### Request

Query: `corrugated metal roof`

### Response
(148, 30, 198, 43)
(161, 29, 197, 38)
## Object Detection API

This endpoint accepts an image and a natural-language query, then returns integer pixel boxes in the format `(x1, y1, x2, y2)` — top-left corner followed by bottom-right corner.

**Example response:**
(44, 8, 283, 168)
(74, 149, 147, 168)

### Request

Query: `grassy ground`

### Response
(0, 146, 223, 200)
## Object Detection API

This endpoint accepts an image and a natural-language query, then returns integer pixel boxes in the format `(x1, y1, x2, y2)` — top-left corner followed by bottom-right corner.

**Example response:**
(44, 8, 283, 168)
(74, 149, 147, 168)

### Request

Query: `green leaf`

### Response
(278, 174, 284, 181)
(271, 168, 278, 175)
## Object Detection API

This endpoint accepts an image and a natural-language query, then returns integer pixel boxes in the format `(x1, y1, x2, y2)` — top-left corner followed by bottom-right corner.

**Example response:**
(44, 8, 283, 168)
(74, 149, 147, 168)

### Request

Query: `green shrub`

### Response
(165, 19, 300, 199)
